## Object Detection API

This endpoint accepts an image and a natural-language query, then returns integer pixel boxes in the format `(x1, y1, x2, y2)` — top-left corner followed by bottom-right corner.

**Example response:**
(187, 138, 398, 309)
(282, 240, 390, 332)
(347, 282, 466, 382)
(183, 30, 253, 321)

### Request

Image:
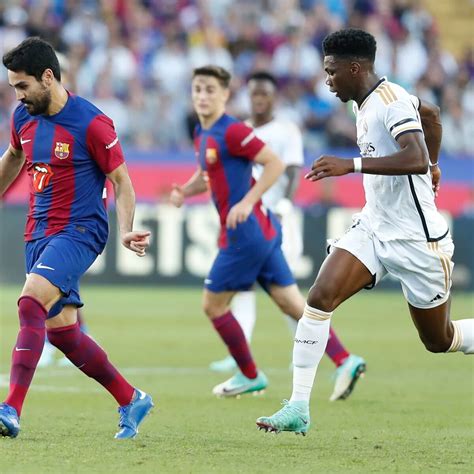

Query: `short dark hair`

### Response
(193, 65, 231, 88)
(3, 37, 61, 82)
(323, 29, 376, 62)
(247, 71, 277, 88)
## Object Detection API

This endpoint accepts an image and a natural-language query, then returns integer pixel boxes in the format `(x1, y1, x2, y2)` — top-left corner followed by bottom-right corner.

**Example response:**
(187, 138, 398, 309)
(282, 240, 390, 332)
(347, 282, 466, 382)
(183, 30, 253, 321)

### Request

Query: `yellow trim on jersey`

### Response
(428, 242, 451, 291)
(380, 83, 397, 102)
(375, 88, 391, 105)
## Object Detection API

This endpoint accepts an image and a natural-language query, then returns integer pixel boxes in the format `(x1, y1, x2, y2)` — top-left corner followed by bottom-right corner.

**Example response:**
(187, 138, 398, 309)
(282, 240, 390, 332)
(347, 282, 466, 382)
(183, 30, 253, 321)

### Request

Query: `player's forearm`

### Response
(284, 165, 301, 201)
(106, 164, 137, 235)
(244, 159, 285, 206)
(182, 170, 208, 198)
(419, 101, 442, 165)
(0, 147, 24, 197)
(359, 147, 428, 175)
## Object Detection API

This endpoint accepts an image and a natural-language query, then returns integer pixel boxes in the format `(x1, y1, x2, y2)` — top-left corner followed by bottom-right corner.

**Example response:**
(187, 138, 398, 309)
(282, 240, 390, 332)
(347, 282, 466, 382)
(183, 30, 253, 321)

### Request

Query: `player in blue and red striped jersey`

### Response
(170, 65, 306, 397)
(0, 37, 153, 439)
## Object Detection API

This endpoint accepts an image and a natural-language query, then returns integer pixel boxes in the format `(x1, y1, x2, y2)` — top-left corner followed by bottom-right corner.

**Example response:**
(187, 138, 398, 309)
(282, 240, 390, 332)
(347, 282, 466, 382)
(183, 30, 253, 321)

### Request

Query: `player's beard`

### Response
(23, 86, 51, 116)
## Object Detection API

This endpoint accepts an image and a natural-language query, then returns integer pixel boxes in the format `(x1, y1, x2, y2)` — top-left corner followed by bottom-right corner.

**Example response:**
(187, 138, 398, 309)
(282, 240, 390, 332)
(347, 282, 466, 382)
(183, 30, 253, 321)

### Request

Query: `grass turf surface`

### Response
(0, 286, 473, 473)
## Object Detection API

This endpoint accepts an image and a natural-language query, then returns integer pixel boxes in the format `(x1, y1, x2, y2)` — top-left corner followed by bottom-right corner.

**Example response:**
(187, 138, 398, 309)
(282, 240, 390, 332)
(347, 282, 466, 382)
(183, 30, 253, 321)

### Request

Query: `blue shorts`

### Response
(25, 232, 99, 318)
(205, 232, 295, 293)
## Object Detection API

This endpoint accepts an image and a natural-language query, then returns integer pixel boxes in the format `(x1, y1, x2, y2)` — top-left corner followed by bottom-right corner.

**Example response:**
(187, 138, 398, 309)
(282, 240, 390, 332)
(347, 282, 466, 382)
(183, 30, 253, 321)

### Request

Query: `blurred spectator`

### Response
(441, 86, 474, 156)
(0, 0, 470, 157)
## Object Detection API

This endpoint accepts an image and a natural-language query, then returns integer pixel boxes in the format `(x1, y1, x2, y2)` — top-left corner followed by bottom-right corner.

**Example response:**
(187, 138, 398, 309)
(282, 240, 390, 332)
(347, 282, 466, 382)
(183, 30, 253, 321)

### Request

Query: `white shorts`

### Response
(332, 213, 454, 309)
(281, 212, 303, 271)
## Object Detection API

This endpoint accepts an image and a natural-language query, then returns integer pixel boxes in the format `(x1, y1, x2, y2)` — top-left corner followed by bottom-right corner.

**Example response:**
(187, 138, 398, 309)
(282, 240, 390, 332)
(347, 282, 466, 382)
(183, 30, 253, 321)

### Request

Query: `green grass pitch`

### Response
(0, 286, 473, 473)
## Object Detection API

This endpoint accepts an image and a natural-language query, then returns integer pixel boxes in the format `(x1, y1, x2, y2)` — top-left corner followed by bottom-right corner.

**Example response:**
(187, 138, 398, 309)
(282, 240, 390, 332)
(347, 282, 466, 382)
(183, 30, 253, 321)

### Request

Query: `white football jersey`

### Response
(250, 118, 304, 210)
(354, 77, 448, 242)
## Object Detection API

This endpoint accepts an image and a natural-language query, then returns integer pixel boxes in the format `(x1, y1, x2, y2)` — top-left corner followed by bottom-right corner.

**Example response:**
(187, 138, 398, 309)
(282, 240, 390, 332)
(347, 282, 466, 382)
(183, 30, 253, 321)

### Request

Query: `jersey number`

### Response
(33, 163, 54, 193)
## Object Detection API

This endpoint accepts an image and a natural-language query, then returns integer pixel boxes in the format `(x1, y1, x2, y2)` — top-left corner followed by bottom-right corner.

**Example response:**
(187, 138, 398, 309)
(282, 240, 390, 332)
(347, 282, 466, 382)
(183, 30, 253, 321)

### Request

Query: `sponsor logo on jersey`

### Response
(33, 163, 54, 192)
(54, 141, 70, 160)
(206, 148, 218, 164)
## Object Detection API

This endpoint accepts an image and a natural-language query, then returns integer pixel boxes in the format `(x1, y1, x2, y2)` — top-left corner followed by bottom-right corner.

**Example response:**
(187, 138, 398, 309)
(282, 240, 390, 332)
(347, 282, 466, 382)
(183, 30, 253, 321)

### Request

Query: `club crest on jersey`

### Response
(206, 148, 218, 164)
(54, 142, 70, 160)
(33, 163, 54, 192)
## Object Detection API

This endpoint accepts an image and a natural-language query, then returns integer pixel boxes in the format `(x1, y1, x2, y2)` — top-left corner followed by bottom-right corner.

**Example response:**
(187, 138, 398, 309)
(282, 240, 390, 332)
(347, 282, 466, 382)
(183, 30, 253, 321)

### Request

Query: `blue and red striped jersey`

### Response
(194, 113, 277, 248)
(10, 92, 124, 252)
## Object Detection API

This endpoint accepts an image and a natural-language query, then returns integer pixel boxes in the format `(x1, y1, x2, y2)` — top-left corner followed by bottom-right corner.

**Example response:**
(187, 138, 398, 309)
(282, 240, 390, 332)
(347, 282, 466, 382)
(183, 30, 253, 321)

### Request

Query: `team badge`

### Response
(54, 142, 70, 160)
(206, 148, 218, 164)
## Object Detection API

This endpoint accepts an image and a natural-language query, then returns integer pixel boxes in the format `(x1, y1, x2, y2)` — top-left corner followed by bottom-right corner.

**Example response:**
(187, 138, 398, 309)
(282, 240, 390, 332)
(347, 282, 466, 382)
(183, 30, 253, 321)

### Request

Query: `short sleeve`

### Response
(10, 114, 21, 150)
(410, 94, 421, 111)
(86, 114, 125, 174)
(224, 122, 265, 160)
(384, 98, 423, 141)
(281, 123, 304, 167)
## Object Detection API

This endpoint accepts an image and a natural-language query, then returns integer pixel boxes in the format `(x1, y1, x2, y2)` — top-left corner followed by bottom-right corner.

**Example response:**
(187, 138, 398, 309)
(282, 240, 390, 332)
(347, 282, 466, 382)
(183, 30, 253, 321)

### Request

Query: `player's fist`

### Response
(169, 183, 185, 208)
(122, 231, 151, 257)
(226, 200, 253, 229)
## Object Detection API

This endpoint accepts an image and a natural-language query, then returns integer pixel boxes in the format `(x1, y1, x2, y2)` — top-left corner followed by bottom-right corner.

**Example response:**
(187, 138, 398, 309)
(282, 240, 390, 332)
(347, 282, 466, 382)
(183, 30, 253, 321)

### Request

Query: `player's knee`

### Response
(17, 296, 47, 328)
(421, 336, 452, 353)
(202, 301, 223, 319)
(307, 284, 338, 313)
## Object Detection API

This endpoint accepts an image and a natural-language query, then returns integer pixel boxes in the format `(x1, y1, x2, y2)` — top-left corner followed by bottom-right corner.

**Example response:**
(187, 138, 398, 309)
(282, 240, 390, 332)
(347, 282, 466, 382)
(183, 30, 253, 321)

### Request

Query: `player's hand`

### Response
(305, 155, 353, 181)
(430, 164, 441, 197)
(122, 231, 151, 257)
(226, 200, 253, 229)
(169, 183, 185, 207)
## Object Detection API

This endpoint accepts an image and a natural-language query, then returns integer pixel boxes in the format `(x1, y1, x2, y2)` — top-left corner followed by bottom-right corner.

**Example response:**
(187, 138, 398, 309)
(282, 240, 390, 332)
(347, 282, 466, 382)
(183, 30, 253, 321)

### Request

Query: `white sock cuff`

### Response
(303, 305, 333, 321)
(447, 320, 462, 352)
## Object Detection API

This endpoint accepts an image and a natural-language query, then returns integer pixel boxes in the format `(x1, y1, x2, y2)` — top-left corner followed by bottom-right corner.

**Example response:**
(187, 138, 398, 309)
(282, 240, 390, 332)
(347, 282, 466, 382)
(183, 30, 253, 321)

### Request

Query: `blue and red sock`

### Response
(5, 296, 47, 416)
(211, 311, 258, 379)
(325, 327, 350, 367)
(47, 322, 134, 406)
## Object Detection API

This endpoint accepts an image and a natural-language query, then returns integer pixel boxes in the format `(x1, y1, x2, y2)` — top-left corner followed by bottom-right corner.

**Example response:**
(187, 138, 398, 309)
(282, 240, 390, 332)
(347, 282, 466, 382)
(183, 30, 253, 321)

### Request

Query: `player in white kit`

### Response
(257, 29, 473, 435)
(210, 71, 367, 402)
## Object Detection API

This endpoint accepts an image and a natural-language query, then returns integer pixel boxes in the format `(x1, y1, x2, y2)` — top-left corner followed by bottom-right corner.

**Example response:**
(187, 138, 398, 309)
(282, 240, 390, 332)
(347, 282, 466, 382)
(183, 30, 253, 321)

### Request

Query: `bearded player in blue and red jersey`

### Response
(0, 37, 153, 439)
(170, 66, 306, 397)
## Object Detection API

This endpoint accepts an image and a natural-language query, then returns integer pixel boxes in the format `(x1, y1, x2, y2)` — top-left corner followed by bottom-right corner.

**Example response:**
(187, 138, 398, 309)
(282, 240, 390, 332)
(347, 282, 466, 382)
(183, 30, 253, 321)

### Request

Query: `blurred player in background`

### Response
(257, 29, 474, 436)
(209, 71, 366, 402)
(0, 37, 153, 439)
(171, 65, 309, 397)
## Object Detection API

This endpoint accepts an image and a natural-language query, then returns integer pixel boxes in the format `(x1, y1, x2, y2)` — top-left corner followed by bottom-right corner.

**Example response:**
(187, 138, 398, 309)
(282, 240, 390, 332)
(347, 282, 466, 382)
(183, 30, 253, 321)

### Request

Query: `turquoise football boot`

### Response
(212, 370, 268, 397)
(256, 400, 309, 435)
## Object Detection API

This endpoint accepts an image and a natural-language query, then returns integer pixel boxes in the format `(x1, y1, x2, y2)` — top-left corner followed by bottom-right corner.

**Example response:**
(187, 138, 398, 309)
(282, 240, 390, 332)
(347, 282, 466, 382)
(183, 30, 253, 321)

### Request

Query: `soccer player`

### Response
(0, 37, 153, 439)
(36, 52, 91, 369)
(209, 71, 367, 402)
(256, 28, 473, 435)
(171, 65, 307, 397)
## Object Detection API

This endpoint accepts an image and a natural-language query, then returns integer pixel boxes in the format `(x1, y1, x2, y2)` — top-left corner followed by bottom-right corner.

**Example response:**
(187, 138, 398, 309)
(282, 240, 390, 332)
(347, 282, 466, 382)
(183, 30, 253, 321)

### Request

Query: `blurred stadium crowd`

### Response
(0, 0, 472, 156)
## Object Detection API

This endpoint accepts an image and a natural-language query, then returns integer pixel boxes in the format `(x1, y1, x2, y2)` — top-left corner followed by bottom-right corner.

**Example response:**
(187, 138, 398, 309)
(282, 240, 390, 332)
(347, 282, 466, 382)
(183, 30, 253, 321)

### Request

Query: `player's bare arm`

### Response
(169, 167, 208, 208)
(107, 163, 150, 257)
(418, 98, 442, 196)
(274, 164, 301, 218)
(0, 145, 25, 196)
(305, 132, 428, 181)
(226, 145, 284, 229)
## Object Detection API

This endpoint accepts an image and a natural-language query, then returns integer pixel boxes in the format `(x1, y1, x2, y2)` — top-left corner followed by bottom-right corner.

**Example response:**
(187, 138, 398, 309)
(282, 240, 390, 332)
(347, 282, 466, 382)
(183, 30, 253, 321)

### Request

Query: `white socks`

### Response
(231, 291, 257, 343)
(290, 305, 332, 403)
(448, 319, 474, 354)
